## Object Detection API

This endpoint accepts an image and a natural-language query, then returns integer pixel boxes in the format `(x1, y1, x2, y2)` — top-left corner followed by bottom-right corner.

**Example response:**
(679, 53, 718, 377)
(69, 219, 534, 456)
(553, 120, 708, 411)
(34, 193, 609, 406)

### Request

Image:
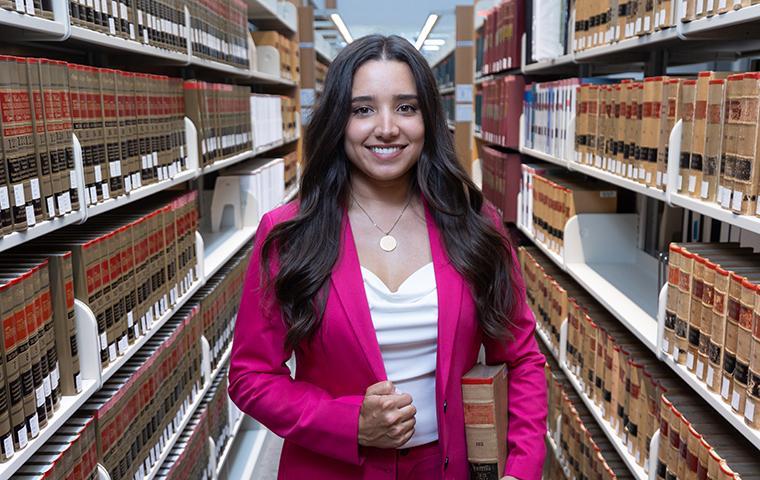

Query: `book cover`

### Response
(462, 363, 508, 480)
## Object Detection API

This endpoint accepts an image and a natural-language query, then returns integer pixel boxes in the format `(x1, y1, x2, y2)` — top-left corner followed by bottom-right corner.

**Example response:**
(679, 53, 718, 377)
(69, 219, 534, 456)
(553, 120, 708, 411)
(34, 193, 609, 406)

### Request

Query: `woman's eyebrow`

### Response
(350, 94, 418, 102)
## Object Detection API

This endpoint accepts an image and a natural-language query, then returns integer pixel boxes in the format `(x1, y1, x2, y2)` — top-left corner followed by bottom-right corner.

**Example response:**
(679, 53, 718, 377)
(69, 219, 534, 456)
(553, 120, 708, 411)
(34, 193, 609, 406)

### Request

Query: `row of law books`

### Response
(545, 362, 638, 479)
(521, 245, 760, 477)
(666, 242, 760, 428)
(476, 0, 523, 77)
(251, 30, 301, 82)
(520, 167, 619, 255)
(15, 241, 253, 477)
(477, 75, 524, 149)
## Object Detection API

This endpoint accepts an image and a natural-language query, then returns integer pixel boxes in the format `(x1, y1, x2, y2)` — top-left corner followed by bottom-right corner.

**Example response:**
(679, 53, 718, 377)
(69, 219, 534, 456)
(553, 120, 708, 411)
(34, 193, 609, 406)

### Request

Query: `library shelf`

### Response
(224, 424, 270, 480)
(141, 340, 234, 480)
(668, 192, 760, 237)
(656, 287, 760, 451)
(545, 430, 572, 480)
(99, 275, 205, 384)
(248, 70, 298, 86)
(0, 378, 99, 479)
(0, 6, 67, 39)
(85, 169, 197, 219)
(201, 136, 297, 176)
(573, 28, 679, 62)
(473, 130, 483, 141)
(68, 25, 188, 64)
(202, 227, 257, 281)
(518, 146, 567, 169)
(189, 56, 252, 78)
(678, 4, 760, 37)
(536, 320, 654, 480)
(245, 0, 297, 34)
(522, 54, 576, 74)
(517, 196, 661, 353)
(0, 210, 84, 254)
(474, 68, 522, 85)
(214, 412, 246, 478)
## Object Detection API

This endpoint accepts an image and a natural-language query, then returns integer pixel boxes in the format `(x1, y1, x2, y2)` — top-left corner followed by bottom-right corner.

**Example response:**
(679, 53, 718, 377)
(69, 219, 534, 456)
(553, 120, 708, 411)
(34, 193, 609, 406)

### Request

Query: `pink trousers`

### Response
(395, 441, 442, 479)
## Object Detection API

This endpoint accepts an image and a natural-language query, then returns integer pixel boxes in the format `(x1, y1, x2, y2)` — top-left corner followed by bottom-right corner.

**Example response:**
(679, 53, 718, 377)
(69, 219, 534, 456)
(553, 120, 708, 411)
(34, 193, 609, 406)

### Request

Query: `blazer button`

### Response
(443, 400, 447, 413)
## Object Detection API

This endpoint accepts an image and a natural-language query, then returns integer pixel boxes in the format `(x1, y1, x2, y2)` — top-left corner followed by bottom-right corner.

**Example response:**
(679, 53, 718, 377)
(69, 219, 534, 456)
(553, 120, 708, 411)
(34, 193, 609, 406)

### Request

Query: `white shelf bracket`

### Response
(184, 117, 201, 178)
(72, 132, 88, 225)
(74, 299, 104, 388)
(201, 336, 212, 384)
(647, 429, 661, 480)
(195, 231, 205, 283)
(559, 318, 569, 368)
(208, 436, 218, 479)
(566, 115, 576, 172)
(656, 285, 668, 360)
(97, 463, 112, 480)
(665, 119, 683, 207)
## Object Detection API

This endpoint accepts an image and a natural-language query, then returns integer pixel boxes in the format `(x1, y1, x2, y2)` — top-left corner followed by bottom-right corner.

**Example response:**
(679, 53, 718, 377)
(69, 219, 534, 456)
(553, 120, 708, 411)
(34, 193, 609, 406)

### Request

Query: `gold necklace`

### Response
(351, 192, 413, 252)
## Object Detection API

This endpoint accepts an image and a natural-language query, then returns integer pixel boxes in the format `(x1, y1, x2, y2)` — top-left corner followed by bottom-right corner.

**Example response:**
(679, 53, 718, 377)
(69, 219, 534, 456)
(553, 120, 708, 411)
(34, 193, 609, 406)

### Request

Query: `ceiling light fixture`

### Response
(414, 14, 439, 50)
(330, 13, 353, 44)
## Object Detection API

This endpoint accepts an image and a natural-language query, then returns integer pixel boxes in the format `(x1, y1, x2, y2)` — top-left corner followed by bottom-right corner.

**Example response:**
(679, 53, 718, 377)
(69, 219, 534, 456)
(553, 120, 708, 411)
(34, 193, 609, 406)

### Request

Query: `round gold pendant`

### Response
(379, 235, 397, 252)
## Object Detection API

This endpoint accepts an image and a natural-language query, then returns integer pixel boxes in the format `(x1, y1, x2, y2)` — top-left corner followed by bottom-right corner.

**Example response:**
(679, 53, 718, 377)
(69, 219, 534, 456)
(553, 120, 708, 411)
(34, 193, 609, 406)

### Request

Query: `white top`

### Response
(360, 262, 439, 448)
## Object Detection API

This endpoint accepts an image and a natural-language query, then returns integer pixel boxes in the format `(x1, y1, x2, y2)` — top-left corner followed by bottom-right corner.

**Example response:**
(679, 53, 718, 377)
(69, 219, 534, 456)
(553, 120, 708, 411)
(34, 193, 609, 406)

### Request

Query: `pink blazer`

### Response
(228, 200, 547, 480)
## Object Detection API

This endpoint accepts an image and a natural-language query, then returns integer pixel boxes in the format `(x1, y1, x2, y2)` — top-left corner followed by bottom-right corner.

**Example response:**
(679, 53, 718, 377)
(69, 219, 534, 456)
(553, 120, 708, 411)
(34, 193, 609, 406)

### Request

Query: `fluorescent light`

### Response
(423, 39, 446, 46)
(421, 45, 441, 51)
(414, 14, 439, 50)
(330, 13, 353, 44)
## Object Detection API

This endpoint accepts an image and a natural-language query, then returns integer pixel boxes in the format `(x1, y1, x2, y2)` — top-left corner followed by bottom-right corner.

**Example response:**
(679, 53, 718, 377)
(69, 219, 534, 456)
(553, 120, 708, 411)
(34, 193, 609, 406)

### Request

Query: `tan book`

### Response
(702, 78, 727, 203)
(719, 74, 742, 210)
(679, 79, 697, 194)
(731, 72, 760, 215)
(656, 78, 681, 189)
(26, 58, 56, 221)
(462, 363, 508, 480)
(688, 72, 730, 198)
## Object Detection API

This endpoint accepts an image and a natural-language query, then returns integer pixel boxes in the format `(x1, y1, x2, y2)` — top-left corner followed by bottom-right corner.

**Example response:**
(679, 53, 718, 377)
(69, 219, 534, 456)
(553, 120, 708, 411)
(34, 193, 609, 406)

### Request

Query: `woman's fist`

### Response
(358, 381, 416, 449)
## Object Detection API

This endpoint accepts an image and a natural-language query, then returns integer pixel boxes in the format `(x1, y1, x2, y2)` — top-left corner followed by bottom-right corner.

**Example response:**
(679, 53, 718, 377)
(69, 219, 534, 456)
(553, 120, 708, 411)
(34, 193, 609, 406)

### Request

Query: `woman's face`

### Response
(344, 59, 425, 184)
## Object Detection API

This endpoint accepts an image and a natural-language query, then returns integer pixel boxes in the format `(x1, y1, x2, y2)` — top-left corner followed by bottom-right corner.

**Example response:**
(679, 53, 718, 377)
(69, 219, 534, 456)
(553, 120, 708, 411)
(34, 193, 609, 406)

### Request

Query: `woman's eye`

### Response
(398, 104, 417, 113)
(353, 106, 373, 115)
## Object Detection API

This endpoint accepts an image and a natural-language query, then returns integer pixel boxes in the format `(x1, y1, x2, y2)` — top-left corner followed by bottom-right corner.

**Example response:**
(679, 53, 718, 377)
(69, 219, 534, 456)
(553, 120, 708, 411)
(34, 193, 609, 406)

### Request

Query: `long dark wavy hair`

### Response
(262, 34, 517, 350)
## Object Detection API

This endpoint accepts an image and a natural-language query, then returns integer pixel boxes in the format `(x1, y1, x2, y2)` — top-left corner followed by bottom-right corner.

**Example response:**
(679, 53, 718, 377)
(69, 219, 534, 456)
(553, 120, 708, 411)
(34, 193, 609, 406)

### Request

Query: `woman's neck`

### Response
(349, 168, 414, 207)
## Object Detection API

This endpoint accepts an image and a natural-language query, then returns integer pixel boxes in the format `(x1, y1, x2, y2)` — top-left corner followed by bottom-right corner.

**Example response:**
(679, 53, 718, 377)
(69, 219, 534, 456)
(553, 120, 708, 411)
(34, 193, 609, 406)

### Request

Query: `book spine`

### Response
(0, 59, 13, 236)
(719, 75, 740, 210)
(0, 282, 17, 460)
(102, 69, 124, 199)
(3, 57, 29, 231)
(28, 59, 57, 221)
(702, 79, 726, 203)
(16, 271, 42, 442)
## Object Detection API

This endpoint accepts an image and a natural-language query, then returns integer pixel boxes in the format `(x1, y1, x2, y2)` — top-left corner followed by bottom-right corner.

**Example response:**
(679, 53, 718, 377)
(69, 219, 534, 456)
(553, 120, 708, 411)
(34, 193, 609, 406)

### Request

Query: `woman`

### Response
(228, 34, 547, 480)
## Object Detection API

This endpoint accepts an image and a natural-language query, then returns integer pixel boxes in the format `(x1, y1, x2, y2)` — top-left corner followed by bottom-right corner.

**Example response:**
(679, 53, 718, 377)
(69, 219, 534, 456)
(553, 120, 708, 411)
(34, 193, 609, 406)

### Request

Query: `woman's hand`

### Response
(358, 381, 416, 449)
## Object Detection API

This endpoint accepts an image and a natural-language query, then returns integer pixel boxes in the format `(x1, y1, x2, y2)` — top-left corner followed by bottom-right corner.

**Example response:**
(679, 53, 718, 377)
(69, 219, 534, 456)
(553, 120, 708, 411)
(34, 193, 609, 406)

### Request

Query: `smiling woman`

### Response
(228, 34, 547, 480)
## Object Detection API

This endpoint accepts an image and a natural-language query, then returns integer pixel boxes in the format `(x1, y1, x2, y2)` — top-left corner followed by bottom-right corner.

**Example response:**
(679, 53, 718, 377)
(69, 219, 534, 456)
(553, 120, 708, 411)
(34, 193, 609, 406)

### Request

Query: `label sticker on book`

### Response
(74, 373, 82, 393)
(701, 181, 709, 198)
(109, 17, 116, 34)
(687, 352, 695, 369)
(732, 190, 742, 211)
(719, 0, 727, 8)
(47, 197, 55, 218)
(89, 186, 97, 204)
(14, 0, 23, 12)
(127, 310, 134, 327)
(721, 377, 730, 399)
(707, 366, 715, 387)
(662, 337, 670, 353)
(120, 2, 127, 17)
(35, 385, 45, 407)
(26, 205, 36, 226)
(51, 364, 59, 389)
(99, 332, 107, 351)
(707, 0, 714, 9)
(125, 176, 132, 192)
(17, 425, 28, 449)
(30, 178, 40, 200)
(688, 176, 696, 193)
(697, 0, 705, 13)
(118, 336, 128, 354)
(102, 183, 110, 200)
(636, 18, 642, 32)
(745, 399, 756, 421)
(672, 343, 679, 358)
(696, 361, 705, 379)
(656, 171, 663, 186)
(94, 165, 103, 183)
(43, 375, 51, 397)
(110, 161, 121, 178)
(0, 186, 8, 210)
(731, 390, 741, 410)
(108, 343, 116, 361)
(677, 175, 683, 191)
(157, 167, 165, 181)
(720, 188, 730, 208)
(129, 23, 135, 39)
(3, 435, 13, 458)
(13, 184, 25, 206)
(29, 414, 39, 438)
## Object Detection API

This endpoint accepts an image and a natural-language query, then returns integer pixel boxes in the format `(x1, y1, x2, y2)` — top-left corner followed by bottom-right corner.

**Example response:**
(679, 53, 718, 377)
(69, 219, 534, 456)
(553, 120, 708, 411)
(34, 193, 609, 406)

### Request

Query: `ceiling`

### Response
(313, 0, 465, 62)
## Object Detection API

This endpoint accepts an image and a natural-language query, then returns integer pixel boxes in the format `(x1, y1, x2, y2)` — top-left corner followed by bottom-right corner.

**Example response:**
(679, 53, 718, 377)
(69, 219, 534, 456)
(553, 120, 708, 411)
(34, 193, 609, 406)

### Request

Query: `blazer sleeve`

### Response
(228, 213, 365, 466)
(481, 204, 548, 480)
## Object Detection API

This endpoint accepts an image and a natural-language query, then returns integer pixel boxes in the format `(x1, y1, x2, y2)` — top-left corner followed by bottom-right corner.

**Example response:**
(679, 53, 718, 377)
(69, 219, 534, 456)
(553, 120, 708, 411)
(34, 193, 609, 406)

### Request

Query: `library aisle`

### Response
(2, 0, 760, 479)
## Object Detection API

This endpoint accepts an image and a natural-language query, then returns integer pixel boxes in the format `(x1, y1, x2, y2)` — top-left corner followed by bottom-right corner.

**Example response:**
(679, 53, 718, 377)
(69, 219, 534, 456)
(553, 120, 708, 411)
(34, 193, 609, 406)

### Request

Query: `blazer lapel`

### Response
(330, 211, 387, 382)
(423, 203, 464, 401)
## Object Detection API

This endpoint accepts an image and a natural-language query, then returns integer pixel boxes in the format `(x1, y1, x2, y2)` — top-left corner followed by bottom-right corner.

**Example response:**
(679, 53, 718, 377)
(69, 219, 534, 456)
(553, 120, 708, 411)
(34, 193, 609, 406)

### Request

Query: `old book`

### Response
(26, 58, 57, 221)
(731, 72, 760, 215)
(0, 67, 13, 235)
(1, 57, 30, 231)
(656, 79, 681, 189)
(679, 79, 697, 194)
(462, 363, 508, 480)
(701, 78, 727, 202)
(719, 74, 742, 210)
(100, 68, 124, 199)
